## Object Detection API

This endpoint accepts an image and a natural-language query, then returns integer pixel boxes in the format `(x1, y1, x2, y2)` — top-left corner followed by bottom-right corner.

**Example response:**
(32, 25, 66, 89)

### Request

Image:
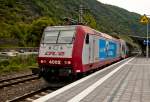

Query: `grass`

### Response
(0, 54, 38, 74)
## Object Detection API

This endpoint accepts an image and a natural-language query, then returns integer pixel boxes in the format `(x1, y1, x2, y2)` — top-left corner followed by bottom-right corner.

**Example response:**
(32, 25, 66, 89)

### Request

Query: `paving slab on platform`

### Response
(34, 57, 150, 102)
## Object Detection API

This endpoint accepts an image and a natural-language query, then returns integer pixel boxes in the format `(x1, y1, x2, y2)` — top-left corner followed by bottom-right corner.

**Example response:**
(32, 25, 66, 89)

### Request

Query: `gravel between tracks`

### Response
(0, 70, 73, 102)
(0, 70, 49, 102)
(0, 69, 32, 81)
(0, 78, 49, 102)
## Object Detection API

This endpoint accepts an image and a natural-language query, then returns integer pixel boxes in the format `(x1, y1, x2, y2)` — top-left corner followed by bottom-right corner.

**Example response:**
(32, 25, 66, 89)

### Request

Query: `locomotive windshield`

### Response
(43, 31, 59, 43)
(42, 30, 75, 44)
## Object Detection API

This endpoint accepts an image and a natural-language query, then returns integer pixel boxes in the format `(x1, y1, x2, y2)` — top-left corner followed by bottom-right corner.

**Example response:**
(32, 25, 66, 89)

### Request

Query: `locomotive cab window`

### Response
(58, 30, 75, 43)
(85, 34, 89, 44)
(43, 31, 59, 43)
(42, 30, 75, 44)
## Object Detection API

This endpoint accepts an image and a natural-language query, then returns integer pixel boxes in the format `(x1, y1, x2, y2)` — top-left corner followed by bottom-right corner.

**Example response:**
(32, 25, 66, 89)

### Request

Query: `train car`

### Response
(38, 25, 128, 81)
(119, 39, 129, 58)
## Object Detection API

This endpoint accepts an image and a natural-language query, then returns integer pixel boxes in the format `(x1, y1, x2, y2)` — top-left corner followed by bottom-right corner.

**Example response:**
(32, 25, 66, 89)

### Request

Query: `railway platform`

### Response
(34, 56, 150, 102)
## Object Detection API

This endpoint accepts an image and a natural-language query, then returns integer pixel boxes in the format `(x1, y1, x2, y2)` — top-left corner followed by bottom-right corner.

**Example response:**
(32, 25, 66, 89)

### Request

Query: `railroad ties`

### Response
(0, 74, 39, 88)
(7, 87, 52, 102)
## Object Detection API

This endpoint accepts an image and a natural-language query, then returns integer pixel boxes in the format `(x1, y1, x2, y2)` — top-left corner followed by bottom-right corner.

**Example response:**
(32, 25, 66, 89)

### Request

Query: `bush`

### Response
(0, 55, 38, 73)
(0, 60, 9, 66)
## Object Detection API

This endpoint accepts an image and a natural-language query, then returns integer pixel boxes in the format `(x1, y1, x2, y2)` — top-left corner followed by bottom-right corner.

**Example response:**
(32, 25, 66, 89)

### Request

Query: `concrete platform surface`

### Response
(34, 56, 150, 102)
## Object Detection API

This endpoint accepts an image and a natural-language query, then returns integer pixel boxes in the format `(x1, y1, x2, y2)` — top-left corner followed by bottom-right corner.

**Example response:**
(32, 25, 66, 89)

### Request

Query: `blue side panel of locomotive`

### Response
(99, 39, 107, 60)
(99, 39, 117, 60)
(107, 41, 117, 58)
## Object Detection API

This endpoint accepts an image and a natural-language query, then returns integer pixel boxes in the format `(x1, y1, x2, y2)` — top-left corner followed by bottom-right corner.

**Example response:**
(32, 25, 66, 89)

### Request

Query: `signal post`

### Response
(140, 14, 149, 59)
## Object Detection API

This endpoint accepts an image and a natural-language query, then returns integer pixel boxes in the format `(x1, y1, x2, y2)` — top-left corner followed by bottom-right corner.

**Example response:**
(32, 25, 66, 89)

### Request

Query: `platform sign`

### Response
(143, 40, 150, 45)
(140, 14, 149, 24)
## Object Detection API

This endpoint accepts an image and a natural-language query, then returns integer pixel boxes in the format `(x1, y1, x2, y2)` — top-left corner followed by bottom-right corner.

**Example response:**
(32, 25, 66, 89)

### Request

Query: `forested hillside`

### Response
(0, 0, 145, 47)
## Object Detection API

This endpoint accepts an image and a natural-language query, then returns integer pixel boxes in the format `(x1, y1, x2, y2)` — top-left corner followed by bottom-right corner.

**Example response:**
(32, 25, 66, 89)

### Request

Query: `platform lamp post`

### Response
(140, 14, 149, 59)
(146, 22, 149, 59)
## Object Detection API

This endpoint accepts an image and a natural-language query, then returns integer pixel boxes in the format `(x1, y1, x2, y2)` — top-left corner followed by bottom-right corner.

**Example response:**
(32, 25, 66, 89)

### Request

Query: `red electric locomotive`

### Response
(38, 25, 128, 81)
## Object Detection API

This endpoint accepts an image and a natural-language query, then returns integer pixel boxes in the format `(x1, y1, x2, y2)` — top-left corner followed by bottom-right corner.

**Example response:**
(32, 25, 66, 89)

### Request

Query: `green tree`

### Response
(10, 23, 31, 46)
(83, 13, 97, 29)
(28, 17, 55, 46)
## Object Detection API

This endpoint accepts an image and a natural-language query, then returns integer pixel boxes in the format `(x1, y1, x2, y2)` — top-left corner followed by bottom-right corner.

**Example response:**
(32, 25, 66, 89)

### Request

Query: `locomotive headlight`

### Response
(64, 61, 71, 64)
(40, 60, 44, 63)
(41, 60, 47, 63)
(68, 61, 71, 64)
(43, 60, 47, 63)
(64, 61, 67, 64)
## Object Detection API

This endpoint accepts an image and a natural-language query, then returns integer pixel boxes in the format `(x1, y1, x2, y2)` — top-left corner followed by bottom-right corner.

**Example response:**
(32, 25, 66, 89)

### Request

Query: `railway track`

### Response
(6, 87, 58, 102)
(0, 74, 39, 88)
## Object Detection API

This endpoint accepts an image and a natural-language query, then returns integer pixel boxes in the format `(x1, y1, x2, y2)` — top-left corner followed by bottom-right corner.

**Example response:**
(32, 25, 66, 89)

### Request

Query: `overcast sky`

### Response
(98, 0, 150, 15)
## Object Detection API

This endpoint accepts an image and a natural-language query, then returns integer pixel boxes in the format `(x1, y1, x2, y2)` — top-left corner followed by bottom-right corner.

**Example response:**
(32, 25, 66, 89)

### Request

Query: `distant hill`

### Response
(0, 0, 145, 47)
